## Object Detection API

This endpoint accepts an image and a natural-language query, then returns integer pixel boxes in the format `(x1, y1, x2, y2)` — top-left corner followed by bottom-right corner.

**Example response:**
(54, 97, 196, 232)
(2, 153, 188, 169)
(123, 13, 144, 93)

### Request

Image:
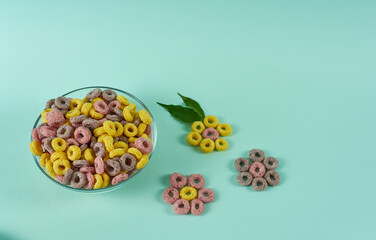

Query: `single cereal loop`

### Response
(190, 199, 205, 216)
(45, 99, 55, 109)
(202, 128, 220, 141)
(50, 151, 67, 163)
(249, 162, 266, 178)
(234, 158, 251, 172)
(108, 100, 121, 113)
(187, 132, 202, 146)
(263, 156, 279, 170)
(83, 148, 96, 164)
(67, 145, 81, 161)
(94, 101, 109, 115)
(139, 109, 152, 125)
(215, 138, 228, 151)
(39, 126, 57, 138)
(92, 97, 105, 104)
(113, 141, 128, 151)
(30, 140, 43, 156)
(173, 199, 190, 215)
(57, 125, 73, 139)
(74, 126, 92, 144)
(102, 89, 117, 102)
(69, 98, 83, 111)
(137, 123, 147, 137)
(111, 172, 128, 185)
(249, 149, 265, 162)
(105, 159, 121, 177)
(217, 123, 232, 136)
(93, 126, 106, 137)
(53, 159, 71, 176)
(81, 103, 92, 117)
(80, 166, 95, 173)
(237, 172, 253, 186)
(187, 174, 205, 189)
(191, 121, 205, 134)
(103, 120, 117, 136)
(264, 170, 280, 186)
(112, 122, 124, 137)
(55, 97, 70, 110)
(39, 153, 50, 167)
(43, 137, 55, 154)
(70, 115, 86, 125)
(119, 153, 136, 171)
(169, 172, 187, 189)
(252, 177, 268, 191)
(89, 108, 104, 119)
(163, 187, 179, 204)
(135, 154, 149, 169)
(103, 135, 114, 152)
(51, 138, 67, 152)
(31, 128, 42, 143)
(128, 147, 142, 160)
(62, 169, 74, 185)
(123, 123, 138, 137)
(109, 148, 126, 158)
(123, 104, 135, 122)
(134, 137, 153, 154)
(200, 138, 215, 153)
(101, 173, 110, 188)
(180, 186, 198, 201)
(45, 160, 56, 177)
(70, 171, 87, 188)
(93, 174, 104, 189)
(94, 156, 105, 174)
(97, 133, 110, 143)
(117, 95, 129, 106)
(198, 188, 215, 203)
(82, 119, 100, 131)
(86, 88, 101, 100)
(46, 110, 65, 127)
(72, 160, 90, 168)
(93, 142, 106, 159)
(84, 172, 95, 189)
(65, 108, 80, 119)
(128, 137, 136, 143)
(106, 114, 122, 122)
(203, 115, 219, 128)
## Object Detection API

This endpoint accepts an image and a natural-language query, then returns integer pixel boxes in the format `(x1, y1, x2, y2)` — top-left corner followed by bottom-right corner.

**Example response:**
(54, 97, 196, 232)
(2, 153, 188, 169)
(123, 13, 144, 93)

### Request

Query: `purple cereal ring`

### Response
(62, 169, 74, 185)
(94, 156, 105, 174)
(98, 118, 107, 126)
(74, 126, 92, 144)
(32, 128, 42, 143)
(113, 108, 123, 118)
(56, 125, 73, 139)
(106, 114, 122, 122)
(263, 156, 279, 170)
(56, 175, 64, 183)
(39, 126, 57, 138)
(132, 117, 141, 127)
(80, 144, 88, 152)
(163, 187, 179, 204)
(145, 125, 152, 138)
(66, 138, 79, 147)
(70, 171, 87, 188)
(55, 97, 70, 110)
(80, 166, 95, 174)
(86, 88, 102, 100)
(105, 159, 121, 177)
(45, 98, 55, 109)
(84, 172, 95, 189)
(169, 172, 187, 189)
(111, 172, 128, 185)
(252, 177, 268, 191)
(190, 199, 205, 216)
(114, 135, 128, 143)
(46, 110, 65, 127)
(72, 160, 90, 168)
(234, 157, 251, 172)
(187, 174, 205, 189)
(108, 100, 121, 113)
(237, 172, 253, 186)
(52, 105, 69, 114)
(43, 137, 55, 154)
(264, 170, 280, 186)
(119, 153, 136, 171)
(198, 188, 215, 203)
(90, 136, 97, 149)
(102, 89, 117, 102)
(249, 162, 266, 178)
(82, 119, 100, 131)
(202, 128, 219, 141)
(173, 199, 190, 215)
(134, 137, 153, 154)
(94, 101, 109, 115)
(249, 149, 265, 162)
(93, 142, 105, 158)
(70, 115, 86, 124)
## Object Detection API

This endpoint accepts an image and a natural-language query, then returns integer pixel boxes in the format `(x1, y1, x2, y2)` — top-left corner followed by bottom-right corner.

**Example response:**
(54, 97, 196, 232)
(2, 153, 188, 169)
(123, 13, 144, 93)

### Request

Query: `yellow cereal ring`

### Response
(45, 160, 56, 177)
(53, 159, 71, 175)
(123, 103, 136, 122)
(51, 137, 67, 152)
(141, 134, 152, 143)
(103, 135, 114, 152)
(119, 104, 125, 110)
(83, 148, 95, 164)
(65, 108, 80, 119)
(139, 109, 152, 125)
(217, 123, 232, 136)
(93, 126, 106, 137)
(179, 186, 198, 201)
(69, 98, 84, 111)
(92, 97, 105, 104)
(113, 122, 124, 137)
(215, 138, 228, 151)
(117, 95, 129, 106)
(187, 132, 202, 146)
(123, 123, 138, 137)
(103, 120, 117, 136)
(200, 138, 215, 153)
(93, 174, 104, 189)
(90, 108, 104, 119)
(113, 141, 129, 151)
(191, 121, 205, 134)
(82, 97, 89, 103)
(30, 140, 43, 156)
(128, 137, 136, 143)
(81, 102, 92, 117)
(136, 154, 149, 169)
(128, 147, 142, 160)
(109, 148, 126, 158)
(67, 145, 81, 161)
(101, 173, 110, 188)
(137, 123, 147, 137)
(41, 109, 52, 123)
(97, 133, 110, 143)
(50, 151, 67, 163)
(39, 153, 50, 167)
(203, 115, 219, 128)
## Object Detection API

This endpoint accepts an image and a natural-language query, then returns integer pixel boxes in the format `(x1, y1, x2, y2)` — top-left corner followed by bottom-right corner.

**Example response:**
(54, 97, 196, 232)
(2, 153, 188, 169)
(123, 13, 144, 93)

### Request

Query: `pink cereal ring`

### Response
(202, 128, 219, 141)
(84, 172, 95, 189)
(187, 174, 205, 189)
(173, 199, 190, 215)
(80, 166, 95, 174)
(74, 126, 92, 144)
(198, 188, 215, 203)
(108, 100, 121, 113)
(163, 187, 179, 204)
(169, 172, 187, 189)
(98, 118, 107, 126)
(134, 137, 153, 154)
(111, 173, 128, 185)
(94, 156, 105, 174)
(32, 128, 42, 143)
(94, 101, 109, 115)
(46, 110, 65, 127)
(249, 162, 266, 178)
(56, 175, 64, 183)
(145, 125, 152, 138)
(190, 199, 205, 216)
(39, 126, 57, 138)
(71, 122, 82, 129)
(66, 138, 80, 147)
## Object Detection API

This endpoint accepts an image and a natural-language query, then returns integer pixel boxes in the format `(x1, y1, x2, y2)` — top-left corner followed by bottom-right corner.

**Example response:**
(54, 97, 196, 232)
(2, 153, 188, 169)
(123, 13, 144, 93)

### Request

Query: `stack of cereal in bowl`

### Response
(29, 87, 157, 192)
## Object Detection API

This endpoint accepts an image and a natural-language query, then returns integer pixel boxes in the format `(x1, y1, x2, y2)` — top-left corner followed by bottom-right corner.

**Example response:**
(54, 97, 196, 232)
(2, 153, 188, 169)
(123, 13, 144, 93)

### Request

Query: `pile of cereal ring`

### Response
(163, 173, 215, 215)
(187, 115, 232, 153)
(29, 88, 154, 189)
(235, 149, 280, 191)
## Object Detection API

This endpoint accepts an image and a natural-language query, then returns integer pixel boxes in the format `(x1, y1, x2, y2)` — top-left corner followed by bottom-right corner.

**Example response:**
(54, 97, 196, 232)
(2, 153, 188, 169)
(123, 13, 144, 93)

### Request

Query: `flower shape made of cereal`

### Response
(187, 115, 232, 153)
(234, 149, 280, 191)
(163, 173, 215, 215)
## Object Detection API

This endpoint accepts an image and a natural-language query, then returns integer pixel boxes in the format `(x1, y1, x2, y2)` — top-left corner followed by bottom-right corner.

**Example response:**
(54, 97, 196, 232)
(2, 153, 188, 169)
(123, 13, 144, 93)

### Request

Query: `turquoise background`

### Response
(1, 0, 375, 239)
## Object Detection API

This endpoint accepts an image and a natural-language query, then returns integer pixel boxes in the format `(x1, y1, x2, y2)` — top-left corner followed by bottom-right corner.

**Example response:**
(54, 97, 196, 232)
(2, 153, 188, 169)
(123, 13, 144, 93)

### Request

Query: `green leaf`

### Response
(157, 102, 202, 123)
(177, 93, 205, 120)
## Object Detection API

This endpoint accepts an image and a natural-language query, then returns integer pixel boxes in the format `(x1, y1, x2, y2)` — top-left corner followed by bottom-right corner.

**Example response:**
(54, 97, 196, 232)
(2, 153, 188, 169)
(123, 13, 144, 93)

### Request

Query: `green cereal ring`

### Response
(264, 170, 280, 186)
(252, 178, 268, 191)
(236, 172, 253, 186)
(249, 149, 265, 162)
(263, 156, 279, 170)
(234, 158, 251, 172)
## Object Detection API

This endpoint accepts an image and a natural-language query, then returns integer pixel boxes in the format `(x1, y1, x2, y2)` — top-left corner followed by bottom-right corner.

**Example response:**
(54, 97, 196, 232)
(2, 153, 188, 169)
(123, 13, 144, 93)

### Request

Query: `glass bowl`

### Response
(31, 86, 157, 193)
